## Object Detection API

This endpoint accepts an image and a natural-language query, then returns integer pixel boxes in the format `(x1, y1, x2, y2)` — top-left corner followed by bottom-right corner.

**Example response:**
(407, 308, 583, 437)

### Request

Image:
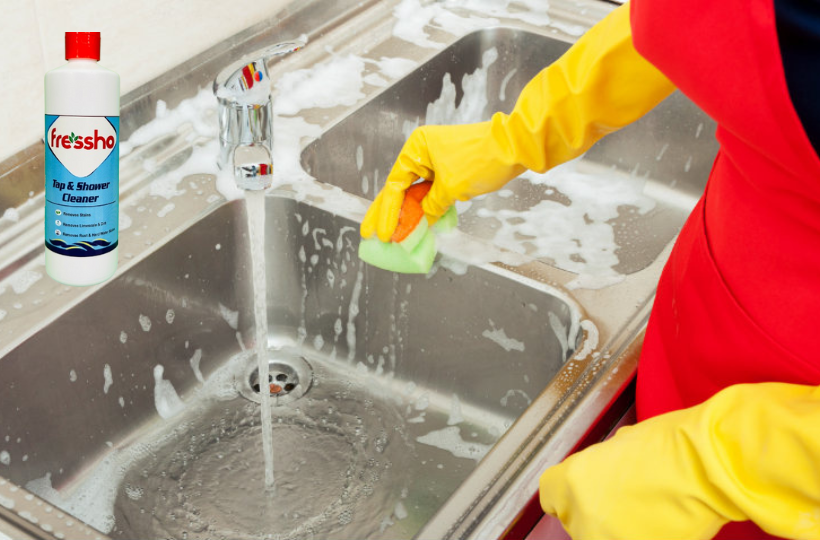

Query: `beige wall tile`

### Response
(0, 0, 46, 161)
(2, 0, 292, 163)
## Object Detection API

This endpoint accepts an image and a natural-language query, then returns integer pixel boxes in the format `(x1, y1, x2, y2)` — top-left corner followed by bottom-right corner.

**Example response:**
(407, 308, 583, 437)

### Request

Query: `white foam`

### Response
(274, 54, 367, 116)
(575, 320, 599, 360)
(69, 370, 77, 383)
(482, 320, 525, 352)
(152, 365, 185, 419)
(103, 364, 113, 394)
(469, 159, 655, 289)
(500, 389, 532, 407)
(548, 20, 585, 37)
(165, 309, 175, 324)
(219, 304, 239, 330)
(363, 73, 389, 88)
(394, 501, 408, 520)
(122, 90, 217, 154)
(26, 465, 120, 534)
(414, 393, 430, 411)
(416, 426, 491, 461)
(356, 145, 364, 171)
(392, 0, 499, 49)
(9, 270, 42, 295)
(424, 48, 498, 127)
(156, 203, 175, 218)
(372, 56, 417, 79)
(499, 68, 517, 102)
(119, 211, 132, 231)
(138, 314, 151, 332)
(123, 485, 143, 501)
(119, 331, 127, 344)
(0, 451, 9, 466)
(313, 334, 325, 351)
(346, 269, 364, 362)
(189, 349, 205, 384)
(1, 207, 20, 223)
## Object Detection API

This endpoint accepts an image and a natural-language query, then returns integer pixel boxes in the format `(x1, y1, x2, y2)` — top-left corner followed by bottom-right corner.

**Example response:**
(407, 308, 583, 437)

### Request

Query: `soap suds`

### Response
(219, 304, 239, 330)
(156, 203, 175, 218)
(500, 389, 532, 407)
(574, 320, 599, 360)
(416, 427, 491, 461)
(152, 365, 185, 419)
(103, 364, 113, 394)
(274, 55, 367, 116)
(189, 349, 205, 383)
(482, 320, 525, 352)
(9, 270, 42, 295)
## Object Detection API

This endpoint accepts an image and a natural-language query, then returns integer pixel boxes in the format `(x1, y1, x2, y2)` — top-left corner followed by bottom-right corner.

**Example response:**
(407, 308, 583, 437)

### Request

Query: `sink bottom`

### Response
(106, 344, 495, 540)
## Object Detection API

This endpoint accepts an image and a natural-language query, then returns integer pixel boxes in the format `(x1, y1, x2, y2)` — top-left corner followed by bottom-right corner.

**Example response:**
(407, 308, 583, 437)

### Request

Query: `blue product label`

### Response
(45, 114, 118, 257)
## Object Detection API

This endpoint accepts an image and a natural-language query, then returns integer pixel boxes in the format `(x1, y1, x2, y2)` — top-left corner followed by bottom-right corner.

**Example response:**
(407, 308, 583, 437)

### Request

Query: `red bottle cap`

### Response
(65, 32, 100, 61)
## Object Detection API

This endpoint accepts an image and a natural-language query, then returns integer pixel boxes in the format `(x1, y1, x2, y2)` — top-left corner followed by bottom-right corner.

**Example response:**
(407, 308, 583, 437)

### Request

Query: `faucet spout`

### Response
(233, 144, 273, 191)
(213, 41, 303, 190)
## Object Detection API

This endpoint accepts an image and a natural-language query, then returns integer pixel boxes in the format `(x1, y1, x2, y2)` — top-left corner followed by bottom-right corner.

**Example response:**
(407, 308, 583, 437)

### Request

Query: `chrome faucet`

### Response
(213, 41, 303, 190)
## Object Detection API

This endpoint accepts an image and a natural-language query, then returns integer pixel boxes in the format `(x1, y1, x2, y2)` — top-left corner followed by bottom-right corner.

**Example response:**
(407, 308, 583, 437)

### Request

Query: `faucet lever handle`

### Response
(215, 41, 304, 99)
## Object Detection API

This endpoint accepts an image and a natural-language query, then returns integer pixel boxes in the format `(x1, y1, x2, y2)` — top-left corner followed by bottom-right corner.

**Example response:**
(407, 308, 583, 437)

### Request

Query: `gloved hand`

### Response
(361, 3, 675, 242)
(540, 382, 820, 540)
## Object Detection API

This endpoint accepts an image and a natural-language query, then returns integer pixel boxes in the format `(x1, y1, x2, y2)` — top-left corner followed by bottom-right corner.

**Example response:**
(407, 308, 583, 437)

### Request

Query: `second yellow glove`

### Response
(540, 382, 820, 540)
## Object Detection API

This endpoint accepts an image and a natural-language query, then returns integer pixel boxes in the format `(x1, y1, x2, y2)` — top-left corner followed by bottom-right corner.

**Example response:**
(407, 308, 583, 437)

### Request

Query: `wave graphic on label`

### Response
(47, 237, 117, 257)
(47, 116, 117, 178)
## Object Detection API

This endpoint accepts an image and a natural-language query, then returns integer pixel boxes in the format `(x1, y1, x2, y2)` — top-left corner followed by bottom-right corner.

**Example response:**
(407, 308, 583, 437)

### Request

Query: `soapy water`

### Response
(112, 355, 413, 540)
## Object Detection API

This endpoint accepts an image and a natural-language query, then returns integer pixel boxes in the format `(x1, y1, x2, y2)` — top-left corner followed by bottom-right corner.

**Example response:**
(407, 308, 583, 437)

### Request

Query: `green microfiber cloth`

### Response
(359, 206, 458, 274)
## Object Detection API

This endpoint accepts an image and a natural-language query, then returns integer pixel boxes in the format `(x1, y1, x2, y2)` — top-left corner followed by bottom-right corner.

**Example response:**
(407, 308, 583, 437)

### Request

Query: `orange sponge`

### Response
(391, 180, 433, 243)
(358, 181, 457, 274)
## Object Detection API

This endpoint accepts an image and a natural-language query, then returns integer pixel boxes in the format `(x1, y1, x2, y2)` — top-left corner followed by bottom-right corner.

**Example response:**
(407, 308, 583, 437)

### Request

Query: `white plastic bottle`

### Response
(44, 32, 119, 286)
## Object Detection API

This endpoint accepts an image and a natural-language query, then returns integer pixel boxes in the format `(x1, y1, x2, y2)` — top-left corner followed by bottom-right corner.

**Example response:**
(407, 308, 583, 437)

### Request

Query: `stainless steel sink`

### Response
(0, 194, 581, 540)
(0, 1, 720, 539)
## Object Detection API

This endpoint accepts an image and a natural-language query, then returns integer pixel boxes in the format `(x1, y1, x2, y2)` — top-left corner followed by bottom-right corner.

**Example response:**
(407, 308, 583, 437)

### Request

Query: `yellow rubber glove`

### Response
(540, 382, 820, 540)
(361, 3, 676, 241)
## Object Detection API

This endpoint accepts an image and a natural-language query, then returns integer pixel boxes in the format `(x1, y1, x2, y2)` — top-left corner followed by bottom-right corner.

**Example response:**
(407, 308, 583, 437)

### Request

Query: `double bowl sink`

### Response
(0, 2, 717, 539)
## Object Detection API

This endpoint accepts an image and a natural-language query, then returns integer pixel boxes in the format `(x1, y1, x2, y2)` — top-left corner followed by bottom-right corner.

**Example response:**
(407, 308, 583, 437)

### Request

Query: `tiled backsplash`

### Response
(1, 0, 293, 164)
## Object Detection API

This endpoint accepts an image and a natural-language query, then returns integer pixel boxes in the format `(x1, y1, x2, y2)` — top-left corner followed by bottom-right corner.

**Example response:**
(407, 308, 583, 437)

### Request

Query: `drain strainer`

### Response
(239, 349, 313, 405)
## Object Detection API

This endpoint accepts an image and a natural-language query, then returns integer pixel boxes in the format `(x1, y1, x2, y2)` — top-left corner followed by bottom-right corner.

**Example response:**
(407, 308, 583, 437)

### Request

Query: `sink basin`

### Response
(302, 28, 718, 276)
(0, 194, 582, 539)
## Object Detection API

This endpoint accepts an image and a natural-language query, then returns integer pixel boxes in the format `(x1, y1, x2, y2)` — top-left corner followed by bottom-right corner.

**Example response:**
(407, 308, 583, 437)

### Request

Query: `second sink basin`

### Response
(301, 27, 718, 277)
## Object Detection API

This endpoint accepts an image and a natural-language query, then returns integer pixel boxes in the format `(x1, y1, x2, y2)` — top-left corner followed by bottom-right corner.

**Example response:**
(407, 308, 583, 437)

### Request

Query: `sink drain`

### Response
(239, 349, 313, 405)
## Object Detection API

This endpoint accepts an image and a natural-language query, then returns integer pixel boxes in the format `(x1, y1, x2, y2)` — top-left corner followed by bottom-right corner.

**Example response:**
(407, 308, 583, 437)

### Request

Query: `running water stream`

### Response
(246, 190, 275, 489)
